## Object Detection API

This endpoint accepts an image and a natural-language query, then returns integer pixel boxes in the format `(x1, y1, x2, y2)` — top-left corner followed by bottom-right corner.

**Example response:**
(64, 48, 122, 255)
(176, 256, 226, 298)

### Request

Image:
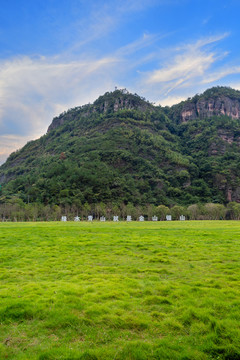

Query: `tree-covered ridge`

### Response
(1, 86, 240, 208)
(195, 86, 240, 101)
(47, 89, 154, 133)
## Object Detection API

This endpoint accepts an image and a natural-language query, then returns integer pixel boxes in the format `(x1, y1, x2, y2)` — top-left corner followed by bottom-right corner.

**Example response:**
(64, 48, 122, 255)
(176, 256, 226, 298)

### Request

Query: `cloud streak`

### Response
(140, 33, 240, 104)
(144, 34, 229, 91)
(0, 55, 119, 121)
(69, 0, 158, 52)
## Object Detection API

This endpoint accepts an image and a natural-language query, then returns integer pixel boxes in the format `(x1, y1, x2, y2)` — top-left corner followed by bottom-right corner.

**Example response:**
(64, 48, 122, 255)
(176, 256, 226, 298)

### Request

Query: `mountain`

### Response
(1, 86, 240, 207)
(167, 86, 240, 123)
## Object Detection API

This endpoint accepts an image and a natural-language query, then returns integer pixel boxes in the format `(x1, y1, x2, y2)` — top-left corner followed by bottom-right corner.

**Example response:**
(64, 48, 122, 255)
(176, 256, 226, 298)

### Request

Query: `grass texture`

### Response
(0, 221, 239, 359)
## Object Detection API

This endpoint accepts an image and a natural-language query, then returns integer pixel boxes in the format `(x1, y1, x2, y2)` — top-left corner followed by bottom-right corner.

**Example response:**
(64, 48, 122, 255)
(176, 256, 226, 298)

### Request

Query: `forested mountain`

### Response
(1, 86, 240, 208)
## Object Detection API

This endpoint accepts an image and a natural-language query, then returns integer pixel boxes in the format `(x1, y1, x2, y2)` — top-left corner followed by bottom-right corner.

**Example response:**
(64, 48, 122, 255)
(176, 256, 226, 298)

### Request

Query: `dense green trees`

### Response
(0, 199, 238, 221)
(1, 86, 240, 211)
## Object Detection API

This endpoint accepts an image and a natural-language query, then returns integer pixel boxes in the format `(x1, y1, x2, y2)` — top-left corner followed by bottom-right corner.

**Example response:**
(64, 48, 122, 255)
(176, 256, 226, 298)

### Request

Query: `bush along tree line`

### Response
(1, 199, 240, 221)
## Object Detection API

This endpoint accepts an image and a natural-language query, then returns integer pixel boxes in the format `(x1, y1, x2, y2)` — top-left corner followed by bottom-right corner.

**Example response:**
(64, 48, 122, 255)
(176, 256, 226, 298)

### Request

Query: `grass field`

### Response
(0, 221, 239, 360)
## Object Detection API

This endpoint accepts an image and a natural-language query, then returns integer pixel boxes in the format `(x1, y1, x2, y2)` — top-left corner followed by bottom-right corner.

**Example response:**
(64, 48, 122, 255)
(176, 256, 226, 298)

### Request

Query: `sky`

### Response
(1, 0, 240, 164)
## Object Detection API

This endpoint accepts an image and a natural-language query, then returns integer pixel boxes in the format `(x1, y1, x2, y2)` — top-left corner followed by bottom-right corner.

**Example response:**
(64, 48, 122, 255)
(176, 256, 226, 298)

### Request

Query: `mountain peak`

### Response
(200, 86, 240, 100)
(93, 88, 154, 114)
(47, 88, 153, 132)
(176, 86, 240, 123)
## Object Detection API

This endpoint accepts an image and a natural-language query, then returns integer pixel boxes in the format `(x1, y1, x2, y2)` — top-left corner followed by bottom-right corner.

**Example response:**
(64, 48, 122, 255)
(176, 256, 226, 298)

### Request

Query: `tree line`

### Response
(1, 199, 240, 222)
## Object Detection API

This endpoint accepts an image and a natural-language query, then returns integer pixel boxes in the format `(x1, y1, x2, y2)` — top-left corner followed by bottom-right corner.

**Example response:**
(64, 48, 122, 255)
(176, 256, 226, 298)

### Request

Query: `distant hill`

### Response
(1, 86, 240, 206)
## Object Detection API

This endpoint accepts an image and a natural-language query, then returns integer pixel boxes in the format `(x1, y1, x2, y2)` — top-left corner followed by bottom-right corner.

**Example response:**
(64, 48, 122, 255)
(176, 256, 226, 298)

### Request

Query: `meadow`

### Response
(0, 221, 239, 360)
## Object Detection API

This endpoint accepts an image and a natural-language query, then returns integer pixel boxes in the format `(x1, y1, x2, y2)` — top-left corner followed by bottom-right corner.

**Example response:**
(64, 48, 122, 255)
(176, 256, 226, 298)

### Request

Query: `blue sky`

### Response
(1, 0, 240, 164)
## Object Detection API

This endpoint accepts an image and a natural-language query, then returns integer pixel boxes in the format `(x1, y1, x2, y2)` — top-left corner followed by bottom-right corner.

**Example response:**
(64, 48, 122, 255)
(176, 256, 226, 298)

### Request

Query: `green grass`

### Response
(0, 221, 239, 359)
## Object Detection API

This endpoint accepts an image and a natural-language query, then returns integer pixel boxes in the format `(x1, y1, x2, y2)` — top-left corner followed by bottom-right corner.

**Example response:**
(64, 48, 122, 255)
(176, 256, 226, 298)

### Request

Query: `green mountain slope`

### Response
(1, 87, 240, 206)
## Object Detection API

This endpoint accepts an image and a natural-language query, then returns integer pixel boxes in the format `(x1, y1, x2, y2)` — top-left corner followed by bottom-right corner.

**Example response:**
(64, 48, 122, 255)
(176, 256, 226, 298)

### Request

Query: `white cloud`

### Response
(201, 66, 240, 84)
(145, 34, 228, 90)
(157, 95, 186, 107)
(140, 33, 240, 105)
(147, 52, 215, 84)
(116, 33, 158, 57)
(0, 54, 121, 164)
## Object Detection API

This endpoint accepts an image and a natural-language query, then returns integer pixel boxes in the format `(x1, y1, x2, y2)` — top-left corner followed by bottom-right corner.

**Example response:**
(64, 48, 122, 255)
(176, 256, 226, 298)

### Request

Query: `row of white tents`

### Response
(61, 215, 186, 222)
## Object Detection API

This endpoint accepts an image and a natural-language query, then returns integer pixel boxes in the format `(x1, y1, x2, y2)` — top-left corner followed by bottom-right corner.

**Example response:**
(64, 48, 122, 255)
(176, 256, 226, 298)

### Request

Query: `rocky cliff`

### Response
(181, 95, 240, 122)
(48, 89, 153, 132)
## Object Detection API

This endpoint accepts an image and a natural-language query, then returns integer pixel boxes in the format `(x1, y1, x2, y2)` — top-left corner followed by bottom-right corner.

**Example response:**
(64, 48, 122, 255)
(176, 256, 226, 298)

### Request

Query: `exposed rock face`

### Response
(97, 97, 141, 113)
(97, 101, 109, 113)
(47, 91, 153, 133)
(181, 96, 240, 122)
(98, 96, 152, 114)
(47, 115, 65, 132)
(181, 103, 197, 122)
(114, 98, 133, 112)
